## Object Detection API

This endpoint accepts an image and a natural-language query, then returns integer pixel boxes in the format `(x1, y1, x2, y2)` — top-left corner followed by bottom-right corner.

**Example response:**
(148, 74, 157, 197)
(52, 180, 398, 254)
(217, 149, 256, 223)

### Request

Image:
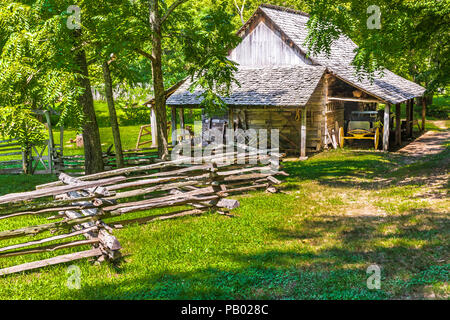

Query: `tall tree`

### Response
(304, 0, 449, 93)
(73, 32, 104, 174)
(133, 0, 240, 159)
(102, 57, 124, 168)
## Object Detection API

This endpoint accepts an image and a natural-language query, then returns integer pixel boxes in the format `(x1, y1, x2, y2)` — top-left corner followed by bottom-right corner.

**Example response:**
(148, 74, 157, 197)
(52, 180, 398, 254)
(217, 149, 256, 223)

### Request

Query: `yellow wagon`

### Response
(339, 111, 381, 149)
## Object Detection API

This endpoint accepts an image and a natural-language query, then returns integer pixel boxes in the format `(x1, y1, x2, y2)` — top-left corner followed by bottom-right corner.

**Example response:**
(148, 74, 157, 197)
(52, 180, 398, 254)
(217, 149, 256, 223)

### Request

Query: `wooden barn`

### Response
(166, 4, 426, 156)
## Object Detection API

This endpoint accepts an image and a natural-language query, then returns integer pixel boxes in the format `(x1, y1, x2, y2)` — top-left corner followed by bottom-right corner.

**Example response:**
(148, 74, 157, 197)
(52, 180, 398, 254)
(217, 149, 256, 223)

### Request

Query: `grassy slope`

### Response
(0, 126, 448, 300)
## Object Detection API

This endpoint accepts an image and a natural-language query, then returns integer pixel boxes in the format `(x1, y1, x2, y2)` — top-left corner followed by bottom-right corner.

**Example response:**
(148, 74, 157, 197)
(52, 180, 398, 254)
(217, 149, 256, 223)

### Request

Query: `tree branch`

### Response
(134, 48, 155, 63)
(160, 0, 189, 26)
(234, 0, 246, 25)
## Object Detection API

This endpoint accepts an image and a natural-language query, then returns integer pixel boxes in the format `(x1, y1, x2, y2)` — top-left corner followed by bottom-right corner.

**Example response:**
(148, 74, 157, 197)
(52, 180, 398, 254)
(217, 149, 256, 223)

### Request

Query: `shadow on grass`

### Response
(70, 207, 448, 300)
(281, 146, 449, 191)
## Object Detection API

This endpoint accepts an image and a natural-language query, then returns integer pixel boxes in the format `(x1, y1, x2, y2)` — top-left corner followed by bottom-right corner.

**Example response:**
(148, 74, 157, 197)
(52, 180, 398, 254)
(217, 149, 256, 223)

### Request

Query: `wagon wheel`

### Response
(339, 127, 345, 148)
(374, 127, 380, 150)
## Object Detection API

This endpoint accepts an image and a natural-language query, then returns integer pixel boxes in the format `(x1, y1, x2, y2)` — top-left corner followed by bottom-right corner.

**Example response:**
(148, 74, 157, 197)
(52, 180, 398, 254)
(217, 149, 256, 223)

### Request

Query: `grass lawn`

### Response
(0, 123, 448, 299)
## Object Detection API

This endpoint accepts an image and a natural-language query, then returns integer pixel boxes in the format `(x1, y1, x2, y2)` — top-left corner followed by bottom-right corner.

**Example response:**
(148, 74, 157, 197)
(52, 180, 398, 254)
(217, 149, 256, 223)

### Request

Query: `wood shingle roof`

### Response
(167, 65, 326, 107)
(167, 4, 425, 107)
(259, 5, 425, 104)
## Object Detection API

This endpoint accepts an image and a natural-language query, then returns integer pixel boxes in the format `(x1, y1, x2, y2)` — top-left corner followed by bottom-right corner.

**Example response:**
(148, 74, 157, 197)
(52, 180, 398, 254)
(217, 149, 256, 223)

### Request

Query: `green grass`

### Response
(0, 140, 448, 299)
(426, 95, 449, 120)
(0, 103, 448, 300)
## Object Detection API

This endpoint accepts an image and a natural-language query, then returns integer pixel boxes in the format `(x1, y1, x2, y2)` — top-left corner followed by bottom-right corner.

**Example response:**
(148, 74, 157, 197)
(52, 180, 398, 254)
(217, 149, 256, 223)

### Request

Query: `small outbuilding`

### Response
(167, 4, 426, 156)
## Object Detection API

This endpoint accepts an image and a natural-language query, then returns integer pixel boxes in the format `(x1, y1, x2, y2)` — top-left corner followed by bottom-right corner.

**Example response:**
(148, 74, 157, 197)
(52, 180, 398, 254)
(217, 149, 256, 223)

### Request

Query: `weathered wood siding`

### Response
(229, 21, 312, 67)
(227, 76, 348, 154)
(304, 77, 325, 150)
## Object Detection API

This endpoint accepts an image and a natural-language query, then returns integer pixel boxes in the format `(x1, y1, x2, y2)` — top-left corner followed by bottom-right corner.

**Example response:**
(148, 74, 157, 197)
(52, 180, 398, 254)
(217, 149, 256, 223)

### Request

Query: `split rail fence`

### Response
(61, 147, 174, 175)
(0, 151, 286, 276)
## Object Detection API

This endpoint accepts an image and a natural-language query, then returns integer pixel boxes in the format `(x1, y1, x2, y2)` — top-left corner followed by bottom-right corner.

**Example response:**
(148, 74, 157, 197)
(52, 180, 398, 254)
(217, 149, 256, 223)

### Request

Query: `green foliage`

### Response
(178, 3, 241, 112)
(427, 95, 450, 120)
(304, 0, 450, 93)
(0, 106, 47, 149)
(0, 0, 85, 146)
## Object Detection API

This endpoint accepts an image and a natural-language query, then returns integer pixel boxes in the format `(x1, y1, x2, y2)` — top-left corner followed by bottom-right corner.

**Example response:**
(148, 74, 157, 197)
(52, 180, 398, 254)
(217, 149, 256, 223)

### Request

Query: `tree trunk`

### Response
(150, 0, 170, 160)
(102, 61, 124, 168)
(75, 49, 104, 174)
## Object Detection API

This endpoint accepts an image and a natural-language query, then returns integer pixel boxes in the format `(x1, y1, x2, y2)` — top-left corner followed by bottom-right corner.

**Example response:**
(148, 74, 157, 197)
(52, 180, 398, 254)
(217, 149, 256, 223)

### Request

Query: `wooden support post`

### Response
(421, 97, 426, 132)
(150, 106, 158, 148)
(383, 104, 390, 152)
(171, 106, 177, 146)
(411, 98, 415, 136)
(323, 74, 330, 149)
(395, 103, 401, 146)
(178, 108, 185, 130)
(228, 107, 234, 131)
(44, 110, 54, 173)
(406, 99, 411, 138)
(300, 108, 307, 159)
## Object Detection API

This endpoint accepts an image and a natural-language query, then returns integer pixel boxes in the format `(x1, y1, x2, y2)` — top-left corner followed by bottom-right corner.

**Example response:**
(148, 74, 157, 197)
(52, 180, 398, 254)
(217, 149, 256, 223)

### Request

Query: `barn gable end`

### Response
(229, 20, 312, 67)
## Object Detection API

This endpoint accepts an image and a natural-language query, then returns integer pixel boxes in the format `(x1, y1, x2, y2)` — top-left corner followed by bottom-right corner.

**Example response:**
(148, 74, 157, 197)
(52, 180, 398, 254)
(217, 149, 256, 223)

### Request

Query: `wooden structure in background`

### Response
(167, 4, 426, 156)
(0, 109, 64, 175)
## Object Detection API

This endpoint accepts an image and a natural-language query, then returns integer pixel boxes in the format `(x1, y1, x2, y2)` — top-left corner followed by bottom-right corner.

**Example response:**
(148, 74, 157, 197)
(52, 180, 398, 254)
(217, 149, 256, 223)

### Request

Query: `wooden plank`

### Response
(300, 108, 307, 158)
(171, 106, 177, 146)
(0, 226, 99, 253)
(421, 97, 426, 132)
(103, 186, 215, 213)
(406, 99, 412, 138)
(0, 215, 100, 241)
(0, 138, 18, 144)
(108, 195, 219, 216)
(0, 239, 99, 258)
(0, 248, 102, 276)
(0, 168, 23, 175)
(35, 152, 241, 189)
(150, 107, 158, 148)
(0, 152, 22, 157)
(383, 104, 390, 152)
(0, 202, 106, 220)
(395, 103, 401, 146)
(0, 176, 125, 204)
(110, 209, 206, 228)
(328, 97, 382, 103)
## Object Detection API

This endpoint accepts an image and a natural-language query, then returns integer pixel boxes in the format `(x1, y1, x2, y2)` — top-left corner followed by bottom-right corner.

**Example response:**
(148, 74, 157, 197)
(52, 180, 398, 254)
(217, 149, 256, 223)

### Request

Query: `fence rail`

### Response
(0, 151, 286, 276)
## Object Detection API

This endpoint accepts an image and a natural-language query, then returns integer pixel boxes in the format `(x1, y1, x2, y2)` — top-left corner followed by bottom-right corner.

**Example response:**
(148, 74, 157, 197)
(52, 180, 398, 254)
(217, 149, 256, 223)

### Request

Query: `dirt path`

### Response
(397, 122, 449, 161)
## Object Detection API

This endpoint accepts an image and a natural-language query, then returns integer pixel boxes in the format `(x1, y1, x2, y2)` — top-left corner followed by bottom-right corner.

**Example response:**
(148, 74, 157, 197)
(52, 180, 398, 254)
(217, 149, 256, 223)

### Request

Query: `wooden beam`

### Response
(44, 110, 54, 174)
(411, 98, 415, 136)
(421, 97, 426, 132)
(300, 108, 307, 158)
(228, 107, 234, 131)
(150, 107, 158, 148)
(406, 99, 412, 138)
(327, 97, 383, 103)
(178, 108, 185, 130)
(395, 103, 401, 146)
(171, 106, 177, 146)
(0, 248, 102, 276)
(383, 104, 390, 152)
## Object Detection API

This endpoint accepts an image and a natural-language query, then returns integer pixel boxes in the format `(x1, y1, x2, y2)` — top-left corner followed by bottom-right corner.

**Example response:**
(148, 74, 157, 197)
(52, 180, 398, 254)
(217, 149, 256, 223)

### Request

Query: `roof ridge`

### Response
(238, 65, 324, 70)
(259, 4, 310, 18)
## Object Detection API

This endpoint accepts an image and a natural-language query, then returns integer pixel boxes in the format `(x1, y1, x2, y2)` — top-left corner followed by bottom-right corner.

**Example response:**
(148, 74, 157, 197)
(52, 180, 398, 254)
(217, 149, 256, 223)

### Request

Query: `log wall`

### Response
(230, 77, 329, 155)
